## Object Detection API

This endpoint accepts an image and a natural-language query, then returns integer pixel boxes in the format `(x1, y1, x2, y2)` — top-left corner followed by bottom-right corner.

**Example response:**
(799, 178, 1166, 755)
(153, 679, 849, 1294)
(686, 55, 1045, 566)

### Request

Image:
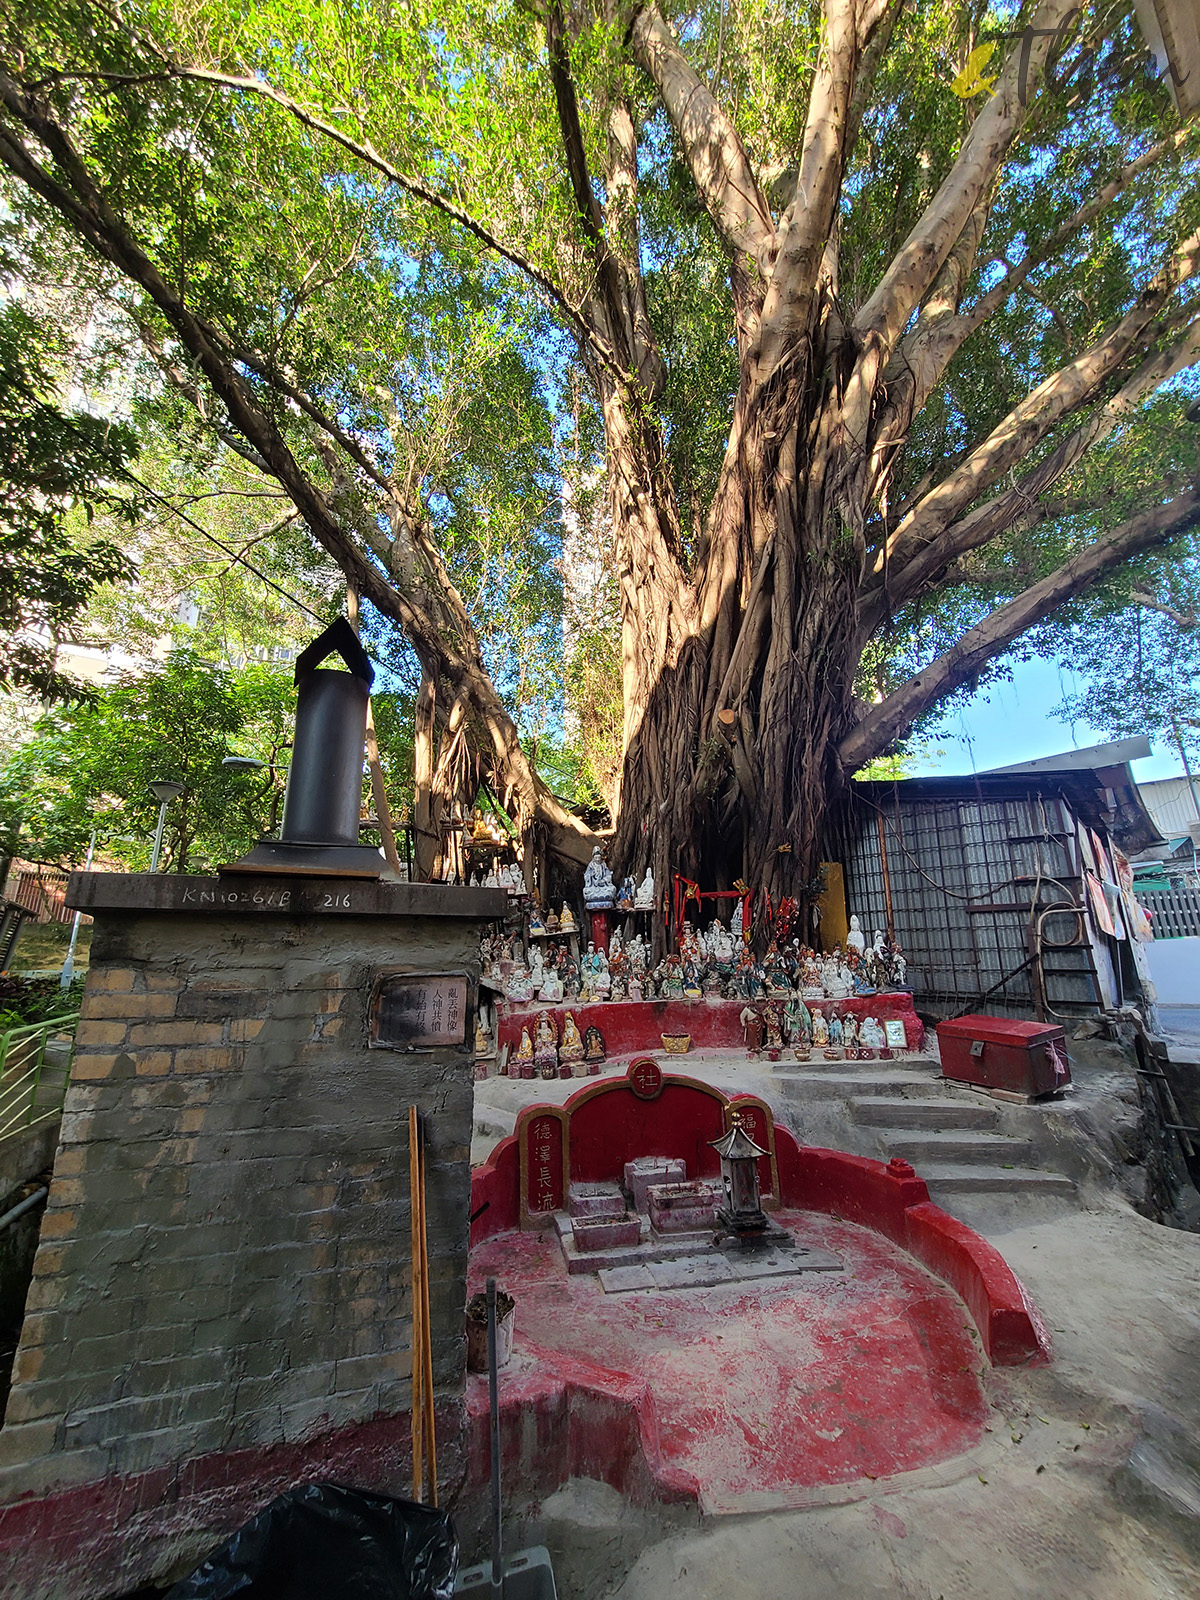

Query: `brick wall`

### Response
(0, 890, 487, 1591)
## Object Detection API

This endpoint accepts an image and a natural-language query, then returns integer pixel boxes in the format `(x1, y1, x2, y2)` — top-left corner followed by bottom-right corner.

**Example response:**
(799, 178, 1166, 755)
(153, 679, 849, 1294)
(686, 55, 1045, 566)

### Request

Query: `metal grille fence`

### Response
(1138, 887, 1200, 940)
(827, 780, 1102, 1018)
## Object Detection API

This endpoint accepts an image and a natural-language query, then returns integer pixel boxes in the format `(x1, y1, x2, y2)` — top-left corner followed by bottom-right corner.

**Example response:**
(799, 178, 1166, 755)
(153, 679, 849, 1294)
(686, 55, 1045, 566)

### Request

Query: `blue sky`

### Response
(914, 655, 1187, 784)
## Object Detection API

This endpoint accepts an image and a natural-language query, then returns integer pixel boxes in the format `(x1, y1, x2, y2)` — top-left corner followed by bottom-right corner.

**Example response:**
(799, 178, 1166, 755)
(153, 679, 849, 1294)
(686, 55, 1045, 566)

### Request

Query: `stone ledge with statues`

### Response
(496, 993, 923, 1063)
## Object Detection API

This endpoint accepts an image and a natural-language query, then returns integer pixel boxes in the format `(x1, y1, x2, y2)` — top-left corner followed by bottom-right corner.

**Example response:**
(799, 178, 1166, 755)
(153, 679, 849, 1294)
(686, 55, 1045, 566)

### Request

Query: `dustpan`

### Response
(455, 1280, 557, 1600)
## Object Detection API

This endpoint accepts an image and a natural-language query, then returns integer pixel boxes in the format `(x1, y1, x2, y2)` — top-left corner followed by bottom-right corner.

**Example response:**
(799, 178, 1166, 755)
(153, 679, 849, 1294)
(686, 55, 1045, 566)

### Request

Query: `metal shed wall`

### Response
(828, 780, 1104, 1018)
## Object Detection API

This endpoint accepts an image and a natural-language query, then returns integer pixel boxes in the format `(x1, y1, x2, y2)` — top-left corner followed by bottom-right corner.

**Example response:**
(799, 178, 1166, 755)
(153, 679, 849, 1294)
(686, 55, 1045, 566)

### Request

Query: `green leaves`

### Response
(0, 303, 136, 699)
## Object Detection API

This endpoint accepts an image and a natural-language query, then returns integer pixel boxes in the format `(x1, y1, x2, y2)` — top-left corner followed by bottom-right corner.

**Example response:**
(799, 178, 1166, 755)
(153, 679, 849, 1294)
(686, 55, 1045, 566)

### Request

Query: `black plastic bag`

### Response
(165, 1482, 458, 1600)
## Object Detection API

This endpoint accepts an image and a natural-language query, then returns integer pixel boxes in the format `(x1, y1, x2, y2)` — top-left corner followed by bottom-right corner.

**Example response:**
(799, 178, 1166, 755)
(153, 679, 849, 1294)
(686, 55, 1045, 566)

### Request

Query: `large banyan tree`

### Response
(2, 0, 1198, 916)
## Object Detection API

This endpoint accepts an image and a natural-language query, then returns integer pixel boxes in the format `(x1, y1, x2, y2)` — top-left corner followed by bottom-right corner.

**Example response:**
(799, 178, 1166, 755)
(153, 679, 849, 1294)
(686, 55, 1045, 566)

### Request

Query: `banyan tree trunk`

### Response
(611, 337, 863, 940)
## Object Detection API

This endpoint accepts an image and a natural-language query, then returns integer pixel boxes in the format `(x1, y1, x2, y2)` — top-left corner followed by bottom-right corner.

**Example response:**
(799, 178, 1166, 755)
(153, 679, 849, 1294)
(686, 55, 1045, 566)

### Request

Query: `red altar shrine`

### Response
(497, 992, 923, 1063)
(465, 1061, 1050, 1515)
(470, 1059, 1046, 1368)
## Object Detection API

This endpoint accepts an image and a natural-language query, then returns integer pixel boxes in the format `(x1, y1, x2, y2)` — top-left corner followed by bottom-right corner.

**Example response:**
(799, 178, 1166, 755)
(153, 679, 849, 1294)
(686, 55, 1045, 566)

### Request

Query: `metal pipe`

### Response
(149, 800, 169, 873)
(0, 1185, 48, 1234)
(488, 1276, 503, 1599)
(61, 828, 96, 988)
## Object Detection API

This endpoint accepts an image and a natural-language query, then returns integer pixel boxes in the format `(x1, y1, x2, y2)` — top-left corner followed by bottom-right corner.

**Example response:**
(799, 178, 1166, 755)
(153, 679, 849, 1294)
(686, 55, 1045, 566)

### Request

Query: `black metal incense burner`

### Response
(223, 618, 394, 879)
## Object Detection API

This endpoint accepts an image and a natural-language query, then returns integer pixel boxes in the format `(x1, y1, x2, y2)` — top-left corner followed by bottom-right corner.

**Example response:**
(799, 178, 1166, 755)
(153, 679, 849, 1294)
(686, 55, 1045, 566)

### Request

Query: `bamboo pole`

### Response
(408, 1106, 425, 1501)
(417, 1129, 437, 1504)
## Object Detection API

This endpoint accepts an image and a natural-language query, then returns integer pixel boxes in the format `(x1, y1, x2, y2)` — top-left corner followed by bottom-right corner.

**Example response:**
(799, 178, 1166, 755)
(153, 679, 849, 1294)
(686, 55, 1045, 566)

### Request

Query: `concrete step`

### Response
(920, 1164, 1077, 1197)
(775, 1070, 947, 1101)
(881, 1131, 1037, 1166)
(473, 1104, 516, 1141)
(851, 1096, 999, 1130)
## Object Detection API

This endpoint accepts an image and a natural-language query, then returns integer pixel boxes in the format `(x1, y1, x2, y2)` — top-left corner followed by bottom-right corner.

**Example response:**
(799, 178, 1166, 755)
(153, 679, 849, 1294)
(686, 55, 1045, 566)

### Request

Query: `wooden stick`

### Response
(418, 1128, 438, 1504)
(408, 1105, 425, 1501)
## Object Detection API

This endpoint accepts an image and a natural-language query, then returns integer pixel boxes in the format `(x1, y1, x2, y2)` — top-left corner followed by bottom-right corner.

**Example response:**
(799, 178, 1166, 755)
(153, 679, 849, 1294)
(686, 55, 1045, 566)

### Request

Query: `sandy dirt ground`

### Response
(508, 1200, 1200, 1600)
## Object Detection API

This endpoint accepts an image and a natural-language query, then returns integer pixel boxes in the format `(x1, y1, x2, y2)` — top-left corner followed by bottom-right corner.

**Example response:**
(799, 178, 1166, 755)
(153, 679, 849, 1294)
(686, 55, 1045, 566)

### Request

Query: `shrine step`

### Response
(775, 1070, 946, 1101)
(879, 1131, 1038, 1167)
(473, 1104, 517, 1141)
(919, 1164, 1077, 1198)
(850, 1096, 1000, 1130)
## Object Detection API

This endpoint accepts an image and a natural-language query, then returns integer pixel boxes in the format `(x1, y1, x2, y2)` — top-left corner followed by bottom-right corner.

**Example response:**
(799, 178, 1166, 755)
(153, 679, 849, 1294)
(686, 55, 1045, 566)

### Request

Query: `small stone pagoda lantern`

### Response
(710, 1112, 770, 1237)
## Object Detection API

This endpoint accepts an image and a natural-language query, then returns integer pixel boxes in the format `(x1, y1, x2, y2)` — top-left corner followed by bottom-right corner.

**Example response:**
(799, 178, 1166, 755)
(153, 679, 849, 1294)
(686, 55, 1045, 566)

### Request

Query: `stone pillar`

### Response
(0, 874, 503, 1599)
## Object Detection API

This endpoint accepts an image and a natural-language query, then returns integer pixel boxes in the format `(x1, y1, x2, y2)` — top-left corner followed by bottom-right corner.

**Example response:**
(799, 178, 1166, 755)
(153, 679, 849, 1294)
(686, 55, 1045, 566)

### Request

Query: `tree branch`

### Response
(887, 123, 1197, 412)
(629, 3, 773, 265)
(38, 59, 632, 388)
(755, 0, 891, 380)
(848, 0, 1079, 407)
(839, 478, 1200, 773)
(864, 251, 1200, 623)
(0, 73, 596, 859)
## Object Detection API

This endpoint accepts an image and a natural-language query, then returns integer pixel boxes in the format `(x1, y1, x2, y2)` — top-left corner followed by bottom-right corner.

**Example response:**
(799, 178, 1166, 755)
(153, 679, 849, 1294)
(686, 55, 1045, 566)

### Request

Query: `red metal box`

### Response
(937, 1014, 1071, 1098)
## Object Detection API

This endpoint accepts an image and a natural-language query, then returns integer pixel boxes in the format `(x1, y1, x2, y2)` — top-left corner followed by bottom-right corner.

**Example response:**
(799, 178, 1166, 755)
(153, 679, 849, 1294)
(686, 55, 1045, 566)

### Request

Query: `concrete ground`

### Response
(1161, 1005, 1200, 1047)
(475, 1054, 1200, 1597)
(500, 1201, 1200, 1600)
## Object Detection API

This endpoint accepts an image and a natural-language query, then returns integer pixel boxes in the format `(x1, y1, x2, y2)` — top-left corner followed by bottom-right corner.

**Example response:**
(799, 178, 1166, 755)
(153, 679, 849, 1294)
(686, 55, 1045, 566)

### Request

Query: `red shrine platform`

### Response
(497, 992, 923, 1061)
(468, 1061, 1048, 1513)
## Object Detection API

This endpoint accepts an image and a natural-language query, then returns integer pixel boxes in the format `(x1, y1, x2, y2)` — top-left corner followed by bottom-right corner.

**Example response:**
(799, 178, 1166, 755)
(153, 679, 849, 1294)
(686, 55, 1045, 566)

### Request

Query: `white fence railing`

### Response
(0, 1013, 78, 1143)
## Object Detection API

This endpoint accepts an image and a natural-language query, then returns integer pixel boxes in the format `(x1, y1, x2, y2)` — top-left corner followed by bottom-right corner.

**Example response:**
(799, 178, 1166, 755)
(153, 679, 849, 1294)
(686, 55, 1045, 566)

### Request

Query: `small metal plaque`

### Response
(371, 972, 468, 1049)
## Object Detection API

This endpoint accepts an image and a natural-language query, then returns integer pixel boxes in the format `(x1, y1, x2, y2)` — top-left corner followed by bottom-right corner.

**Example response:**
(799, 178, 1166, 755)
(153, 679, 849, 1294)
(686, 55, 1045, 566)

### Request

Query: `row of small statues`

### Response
(510, 1011, 606, 1079)
(486, 915, 907, 1007)
(741, 999, 901, 1054)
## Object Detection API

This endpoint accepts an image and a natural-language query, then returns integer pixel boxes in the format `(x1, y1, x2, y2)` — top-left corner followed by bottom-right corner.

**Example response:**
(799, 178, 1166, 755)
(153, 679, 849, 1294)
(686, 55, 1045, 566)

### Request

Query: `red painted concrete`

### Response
(470, 1071, 1048, 1367)
(0, 1404, 456, 1600)
(467, 1214, 991, 1513)
(499, 994, 924, 1058)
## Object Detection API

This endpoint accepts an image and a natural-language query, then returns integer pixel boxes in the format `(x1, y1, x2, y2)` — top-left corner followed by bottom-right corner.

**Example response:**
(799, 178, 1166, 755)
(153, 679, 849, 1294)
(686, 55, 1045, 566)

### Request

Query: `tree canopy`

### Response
(1, 0, 1197, 923)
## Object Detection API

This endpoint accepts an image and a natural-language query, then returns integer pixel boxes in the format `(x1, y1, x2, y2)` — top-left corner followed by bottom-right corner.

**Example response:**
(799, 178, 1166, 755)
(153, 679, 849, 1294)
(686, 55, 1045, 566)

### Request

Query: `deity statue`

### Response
(610, 976, 627, 1002)
(560, 1011, 585, 1062)
(617, 876, 636, 912)
(679, 919, 701, 962)
(628, 975, 644, 1002)
(592, 944, 611, 997)
(682, 958, 703, 999)
(634, 867, 655, 910)
(583, 1024, 606, 1064)
(842, 1012, 858, 1048)
(829, 1013, 844, 1047)
(811, 1008, 829, 1047)
(846, 915, 866, 955)
(505, 964, 533, 1004)
(702, 970, 724, 1000)
(764, 1001, 784, 1051)
(892, 947, 908, 988)
(708, 919, 734, 967)
(545, 904, 560, 933)
(785, 993, 812, 1045)
(800, 951, 824, 1000)
(583, 846, 617, 910)
(872, 929, 888, 959)
(528, 904, 547, 936)
(538, 965, 564, 1004)
(527, 945, 544, 990)
(560, 902, 578, 933)
(740, 1005, 765, 1054)
(626, 934, 648, 976)
(514, 1027, 534, 1078)
(534, 1011, 559, 1079)
(730, 898, 744, 944)
(859, 1015, 885, 1050)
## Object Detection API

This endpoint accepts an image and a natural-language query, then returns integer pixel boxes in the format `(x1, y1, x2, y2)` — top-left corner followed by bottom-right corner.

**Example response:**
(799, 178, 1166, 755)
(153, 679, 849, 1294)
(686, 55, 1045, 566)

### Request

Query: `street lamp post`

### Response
(60, 826, 97, 990)
(148, 781, 185, 873)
